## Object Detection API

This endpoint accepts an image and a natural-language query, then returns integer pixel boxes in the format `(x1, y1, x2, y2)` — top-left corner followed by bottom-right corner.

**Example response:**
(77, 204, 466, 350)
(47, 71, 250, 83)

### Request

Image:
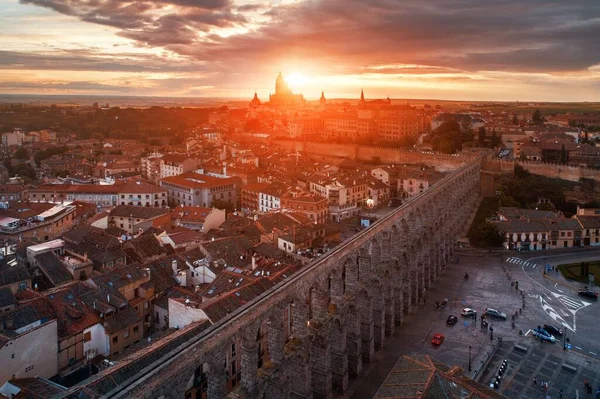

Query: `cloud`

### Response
(11, 0, 600, 100)
(0, 50, 207, 73)
(0, 80, 133, 92)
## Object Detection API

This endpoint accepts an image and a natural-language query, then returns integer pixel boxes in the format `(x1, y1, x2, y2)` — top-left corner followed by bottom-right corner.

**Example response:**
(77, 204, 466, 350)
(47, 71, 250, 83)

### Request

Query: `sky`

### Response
(1, 0, 599, 101)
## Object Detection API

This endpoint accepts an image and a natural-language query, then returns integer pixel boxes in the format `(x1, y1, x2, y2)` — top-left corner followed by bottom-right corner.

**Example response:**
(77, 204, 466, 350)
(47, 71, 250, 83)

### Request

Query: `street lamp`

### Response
(468, 345, 472, 372)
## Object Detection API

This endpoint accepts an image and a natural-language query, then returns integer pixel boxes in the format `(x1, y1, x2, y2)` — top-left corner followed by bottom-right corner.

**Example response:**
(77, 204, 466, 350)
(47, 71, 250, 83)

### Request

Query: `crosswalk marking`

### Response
(506, 257, 537, 268)
(558, 296, 586, 311)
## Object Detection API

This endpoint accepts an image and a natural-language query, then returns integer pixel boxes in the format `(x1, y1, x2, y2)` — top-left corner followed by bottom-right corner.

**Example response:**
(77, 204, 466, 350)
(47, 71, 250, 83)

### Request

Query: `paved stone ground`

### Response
(481, 339, 600, 398)
(347, 250, 524, 399)
(345, 248, 600, 399)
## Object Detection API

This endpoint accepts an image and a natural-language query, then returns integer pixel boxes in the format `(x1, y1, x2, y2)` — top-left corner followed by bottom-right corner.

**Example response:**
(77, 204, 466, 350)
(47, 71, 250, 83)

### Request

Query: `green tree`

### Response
(478, 127, 486, 145)
(532, 109, 543, 125)
(12, 147, 29, 160)
(560, 144, 568, 164)
(468, 222, 503, 248)
(490, 130, 500, 147)
(211, 198, 236, 214)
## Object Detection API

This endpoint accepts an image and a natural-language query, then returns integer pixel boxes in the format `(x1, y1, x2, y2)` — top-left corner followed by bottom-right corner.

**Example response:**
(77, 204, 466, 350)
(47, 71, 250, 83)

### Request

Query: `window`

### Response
(18, 282, 27, 291)
(133, 326, 139, 334)
(144, 301, 149, 309)
(84, 331, 91, 342)
(112, 336, 118, 344)
(124, 330, 130, 338)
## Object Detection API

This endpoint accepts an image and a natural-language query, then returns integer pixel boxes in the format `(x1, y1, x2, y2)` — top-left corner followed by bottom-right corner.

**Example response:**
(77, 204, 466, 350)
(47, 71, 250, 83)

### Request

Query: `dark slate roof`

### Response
(65, 241, 126, 266)
(127, 235, 167, 259)
(374, 355, 507, 399)
(575, 215, 600, 229)
(201, 271, 254, 298)
(202, 277, 273, 323)
(253, 243, 285, 259)
(0, 297, 56, 333)
(8, 377, 67, 398)
(0, 286, 16, 308)
(74, 321, 211, 396)
(103, 305, 140, 334)
(0, 265, 30, 287)
(35, 252, 73, 286)
(62, 225, 103, 245)
(200, 236, 253, 268)
(109, 205, 169, 220)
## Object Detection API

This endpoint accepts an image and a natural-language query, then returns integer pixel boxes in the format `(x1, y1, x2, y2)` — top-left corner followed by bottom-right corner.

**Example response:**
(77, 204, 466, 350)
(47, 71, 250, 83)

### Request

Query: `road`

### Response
(345, 248, 600, 399)
(506, 250, 600, 360)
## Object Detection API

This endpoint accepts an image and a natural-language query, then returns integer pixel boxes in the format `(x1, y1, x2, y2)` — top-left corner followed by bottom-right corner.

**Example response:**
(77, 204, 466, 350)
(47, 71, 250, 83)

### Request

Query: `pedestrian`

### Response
(585, 378, 589, 389)
(533, 377, 537, 385)
(559, 388, 563, 398)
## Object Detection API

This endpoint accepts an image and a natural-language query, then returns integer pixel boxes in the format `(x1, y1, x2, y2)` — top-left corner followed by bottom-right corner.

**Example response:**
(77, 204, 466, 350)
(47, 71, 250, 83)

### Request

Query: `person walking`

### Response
(533, 377, 537, 386)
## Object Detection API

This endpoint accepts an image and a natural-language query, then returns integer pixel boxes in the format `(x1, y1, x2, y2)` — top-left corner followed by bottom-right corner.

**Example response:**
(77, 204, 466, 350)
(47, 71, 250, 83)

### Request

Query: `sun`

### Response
(285, 72, 308, 88)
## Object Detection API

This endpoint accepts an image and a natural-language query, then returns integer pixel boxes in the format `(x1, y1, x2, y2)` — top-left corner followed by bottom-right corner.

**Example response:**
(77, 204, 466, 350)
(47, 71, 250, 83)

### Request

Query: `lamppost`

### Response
(468, 345, 472, 372)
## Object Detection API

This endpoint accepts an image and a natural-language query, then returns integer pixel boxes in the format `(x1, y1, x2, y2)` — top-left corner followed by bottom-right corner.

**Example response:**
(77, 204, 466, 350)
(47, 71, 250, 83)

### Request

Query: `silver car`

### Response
(484, 308, 507, 320)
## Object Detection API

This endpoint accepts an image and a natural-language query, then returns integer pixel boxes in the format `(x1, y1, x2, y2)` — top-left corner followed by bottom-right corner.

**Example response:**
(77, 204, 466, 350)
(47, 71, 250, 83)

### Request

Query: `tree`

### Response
(468, 222, 503, 248)
(211, 198, 236, 214)
(532, 109, 543, 125)
(478, 127, 486, 145)
(12, 147, 29, 160)
(512, 114, 519, 125)
(490, 130, 500, 147)
(560, 144, 568, 164)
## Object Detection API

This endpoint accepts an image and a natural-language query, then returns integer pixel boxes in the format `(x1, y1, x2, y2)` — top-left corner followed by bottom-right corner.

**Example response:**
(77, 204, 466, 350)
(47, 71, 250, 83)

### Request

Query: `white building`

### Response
(0, 310, 58, 385)
(159, 154, 198, 179)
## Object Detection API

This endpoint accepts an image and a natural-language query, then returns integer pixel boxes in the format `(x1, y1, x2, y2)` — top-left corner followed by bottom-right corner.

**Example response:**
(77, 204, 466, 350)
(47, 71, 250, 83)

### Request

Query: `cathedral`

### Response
(268, 72, 305, 107)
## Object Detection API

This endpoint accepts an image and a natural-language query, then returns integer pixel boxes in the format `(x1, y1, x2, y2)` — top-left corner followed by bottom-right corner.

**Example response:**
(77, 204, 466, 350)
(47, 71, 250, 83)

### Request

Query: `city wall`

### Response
(486, 159, 600, 182)
(272, 140, 469, 171)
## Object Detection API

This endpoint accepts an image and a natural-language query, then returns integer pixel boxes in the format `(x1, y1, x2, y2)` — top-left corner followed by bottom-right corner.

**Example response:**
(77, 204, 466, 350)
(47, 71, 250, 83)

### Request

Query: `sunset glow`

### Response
(0, 0, 598, 100)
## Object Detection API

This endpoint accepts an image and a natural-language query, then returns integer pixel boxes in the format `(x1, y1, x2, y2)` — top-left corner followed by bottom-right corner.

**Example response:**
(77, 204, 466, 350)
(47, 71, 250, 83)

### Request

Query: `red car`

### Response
(431, 333, 445, 345)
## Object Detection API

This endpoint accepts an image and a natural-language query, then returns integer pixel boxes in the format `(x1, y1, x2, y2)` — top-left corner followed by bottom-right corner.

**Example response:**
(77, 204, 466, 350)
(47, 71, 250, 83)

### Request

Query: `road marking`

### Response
(539, 296, 574, 332)
(560, 309, 570, 317)
(554, 283, 558, 287)
(576, 346, 583, 350)
(525, 329, 533, 336)
(544, 293, 553, 301)
(532, 264, 537, 268)
(590, 352, 597, 356)
(557, 288, 564, 293)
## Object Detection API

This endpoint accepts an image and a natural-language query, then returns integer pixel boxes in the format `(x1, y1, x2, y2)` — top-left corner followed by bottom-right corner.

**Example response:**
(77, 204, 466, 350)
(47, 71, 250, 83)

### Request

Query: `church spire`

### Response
(360, 88, 365, 101)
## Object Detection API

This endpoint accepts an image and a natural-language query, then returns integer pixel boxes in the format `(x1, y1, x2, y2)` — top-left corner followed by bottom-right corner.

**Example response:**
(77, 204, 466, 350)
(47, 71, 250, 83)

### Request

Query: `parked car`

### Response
(431, 333, 445, 345)
(533, 327, 556, 343)
(461, 308, 476, 317)
(447, 315, 458, 325)
(543, 324, 563, 337)
(578, 289, 599, 299)
(484, 308, 507, 320)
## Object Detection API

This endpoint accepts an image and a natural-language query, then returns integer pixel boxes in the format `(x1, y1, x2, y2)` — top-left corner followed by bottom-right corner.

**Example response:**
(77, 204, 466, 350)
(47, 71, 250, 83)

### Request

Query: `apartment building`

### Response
(160, 172, 240, 208)
(160, 154, 198, 179)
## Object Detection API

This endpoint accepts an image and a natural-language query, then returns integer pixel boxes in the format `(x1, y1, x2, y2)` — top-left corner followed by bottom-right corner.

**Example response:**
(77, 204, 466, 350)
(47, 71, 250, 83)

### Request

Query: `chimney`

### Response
(107, 294, 110, 304)
(5, 316, 13, 329)
(194, 285, 200, 293)
(172, 259, 178, 274)
(252, 254, 257, 270)
(83, 252, 88, 262)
